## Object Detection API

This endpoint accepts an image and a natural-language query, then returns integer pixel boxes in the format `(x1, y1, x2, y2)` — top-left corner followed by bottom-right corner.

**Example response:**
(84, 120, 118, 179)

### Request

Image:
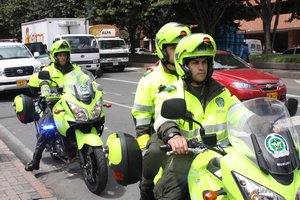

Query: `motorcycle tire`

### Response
(80, 146, 108, 194)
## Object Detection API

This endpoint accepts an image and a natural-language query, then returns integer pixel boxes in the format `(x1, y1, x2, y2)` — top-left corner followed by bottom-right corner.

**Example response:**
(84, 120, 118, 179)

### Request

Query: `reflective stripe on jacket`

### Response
(29, 63, 81, 89)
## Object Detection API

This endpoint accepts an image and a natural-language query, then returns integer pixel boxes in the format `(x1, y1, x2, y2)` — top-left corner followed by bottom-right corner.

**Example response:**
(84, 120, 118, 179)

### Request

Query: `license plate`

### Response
(16, 80, 27, 86)
(113, 62, 119, 66)
(266, 92, 278, 99)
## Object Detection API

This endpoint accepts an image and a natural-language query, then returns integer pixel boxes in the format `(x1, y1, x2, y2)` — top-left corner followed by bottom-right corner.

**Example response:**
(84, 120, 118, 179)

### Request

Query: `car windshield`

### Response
(62, 36, 98, 50)
(98, 40, 126, 49)
(25, 43, 47, 55)
(0, 44, 32, 60)
(214, 53, 249, 70)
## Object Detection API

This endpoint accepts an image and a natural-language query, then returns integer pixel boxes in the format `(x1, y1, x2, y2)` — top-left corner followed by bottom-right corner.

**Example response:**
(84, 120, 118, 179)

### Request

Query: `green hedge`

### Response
(250, 54, 300, 63)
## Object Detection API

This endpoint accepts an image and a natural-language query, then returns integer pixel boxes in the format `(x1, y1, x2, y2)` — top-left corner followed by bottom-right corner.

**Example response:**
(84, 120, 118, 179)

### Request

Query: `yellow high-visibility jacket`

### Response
(132, 62, 179, 137)
(154, 77, 241, 144)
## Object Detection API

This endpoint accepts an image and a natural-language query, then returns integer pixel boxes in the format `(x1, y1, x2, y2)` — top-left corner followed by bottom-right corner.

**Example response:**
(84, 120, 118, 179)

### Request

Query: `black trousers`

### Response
(33, 108, 54, 158)
(153, 154, 193, 200)
(141, 133, 166, 187)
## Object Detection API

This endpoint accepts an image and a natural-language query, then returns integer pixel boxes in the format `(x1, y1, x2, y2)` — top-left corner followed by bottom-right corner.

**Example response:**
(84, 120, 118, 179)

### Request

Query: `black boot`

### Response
(139, 182, 155, 200)
(25, 154, 41, 171)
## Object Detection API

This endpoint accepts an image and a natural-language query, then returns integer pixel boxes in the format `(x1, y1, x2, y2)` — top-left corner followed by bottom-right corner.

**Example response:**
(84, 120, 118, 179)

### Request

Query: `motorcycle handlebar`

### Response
(160, 139, 226, 156)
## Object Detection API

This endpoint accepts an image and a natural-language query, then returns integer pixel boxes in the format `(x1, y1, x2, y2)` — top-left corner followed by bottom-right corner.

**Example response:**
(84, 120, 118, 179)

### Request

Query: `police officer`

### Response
(131, 22, 191, 200)
(25, 40, 81, 171)
(152, 33, 240, 199)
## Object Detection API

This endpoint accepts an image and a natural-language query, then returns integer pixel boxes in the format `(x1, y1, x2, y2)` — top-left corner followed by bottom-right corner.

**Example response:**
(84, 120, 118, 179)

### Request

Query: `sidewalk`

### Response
(0, 139, 56, 200)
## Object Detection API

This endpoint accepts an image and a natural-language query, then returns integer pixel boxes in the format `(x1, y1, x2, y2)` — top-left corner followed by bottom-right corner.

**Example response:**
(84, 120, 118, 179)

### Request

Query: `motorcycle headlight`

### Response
(91, 98, 103, 120)
(233, 172, 284, 200)
(68, 101, 88, 121)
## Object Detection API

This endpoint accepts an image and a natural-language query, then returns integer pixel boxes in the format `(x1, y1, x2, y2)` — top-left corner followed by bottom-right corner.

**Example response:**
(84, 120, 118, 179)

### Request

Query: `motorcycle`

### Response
(13, 69, 110, 194)
(158, 97, 300, 200)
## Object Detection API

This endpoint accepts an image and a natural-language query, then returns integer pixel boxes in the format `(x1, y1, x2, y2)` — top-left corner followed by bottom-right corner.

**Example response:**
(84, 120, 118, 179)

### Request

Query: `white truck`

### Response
(90, 25, 129, 72)
(21, 18, 100, 72)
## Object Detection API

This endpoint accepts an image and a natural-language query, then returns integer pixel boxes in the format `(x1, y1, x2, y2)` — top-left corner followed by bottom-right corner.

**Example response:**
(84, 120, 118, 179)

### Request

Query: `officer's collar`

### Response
(161, 62, 177, 76)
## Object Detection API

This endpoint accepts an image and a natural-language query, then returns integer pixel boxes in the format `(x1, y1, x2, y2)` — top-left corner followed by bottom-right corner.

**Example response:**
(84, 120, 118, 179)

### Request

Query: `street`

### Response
(0, 66, 300, 200)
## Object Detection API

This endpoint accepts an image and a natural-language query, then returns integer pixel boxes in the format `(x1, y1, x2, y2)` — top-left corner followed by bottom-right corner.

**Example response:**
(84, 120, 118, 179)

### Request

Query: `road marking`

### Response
(295, 80, 300, 84)
(104, 100, 132, 109)
(101, 78, 138, 84)
(103, 91, 122, 96)
(126, 67, 142, 71)
(287, 94, 300, 98)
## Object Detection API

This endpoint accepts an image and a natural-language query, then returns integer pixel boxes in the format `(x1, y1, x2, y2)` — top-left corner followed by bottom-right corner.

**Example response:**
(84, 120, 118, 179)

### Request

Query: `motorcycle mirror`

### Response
(38, 71, 51, 80)
(285, 98, 298, 117)
(161, 98, 187, 119)
(201, 134, 217, 146)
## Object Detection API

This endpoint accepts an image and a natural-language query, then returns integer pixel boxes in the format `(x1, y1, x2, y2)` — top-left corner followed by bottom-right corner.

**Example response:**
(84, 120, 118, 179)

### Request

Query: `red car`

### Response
(146, 50, 286, 101)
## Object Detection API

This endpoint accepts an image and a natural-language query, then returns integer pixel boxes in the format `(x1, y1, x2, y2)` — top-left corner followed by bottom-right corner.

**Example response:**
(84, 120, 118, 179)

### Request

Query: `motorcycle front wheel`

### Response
(80, 146, 108, 194)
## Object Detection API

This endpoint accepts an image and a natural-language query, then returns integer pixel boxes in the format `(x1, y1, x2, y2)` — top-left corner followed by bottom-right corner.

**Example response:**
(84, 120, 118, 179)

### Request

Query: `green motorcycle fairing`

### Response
(189, 98, 300, 200)
(189, 148, 300, 200)
(52, 69, 105, 150)
(188, 147, 233, 200)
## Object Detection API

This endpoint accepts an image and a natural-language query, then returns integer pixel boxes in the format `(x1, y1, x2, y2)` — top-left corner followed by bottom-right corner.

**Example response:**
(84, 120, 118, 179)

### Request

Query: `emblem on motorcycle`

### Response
(265, 133, 289, 158)
(79, 84, 90, 94)
(17, 69, 23, 74)
(215, 97, 224, 107)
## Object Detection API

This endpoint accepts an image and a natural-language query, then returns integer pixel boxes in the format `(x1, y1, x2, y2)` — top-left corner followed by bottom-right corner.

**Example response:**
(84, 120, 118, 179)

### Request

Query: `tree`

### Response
(0, 0, 87, 39)
(147, 0, 251, 36)
(183, 0, 242, 35)
(245, 0, 283, 54)
(140, 0, 180, 39)
(0, 0, 34, 38)
(287, 0, 300, 21)
(86, 0, 150, 54)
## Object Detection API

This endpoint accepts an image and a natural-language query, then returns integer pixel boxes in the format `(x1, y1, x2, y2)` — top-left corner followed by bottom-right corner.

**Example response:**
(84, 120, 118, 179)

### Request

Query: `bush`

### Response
(250, 54, 300, 63)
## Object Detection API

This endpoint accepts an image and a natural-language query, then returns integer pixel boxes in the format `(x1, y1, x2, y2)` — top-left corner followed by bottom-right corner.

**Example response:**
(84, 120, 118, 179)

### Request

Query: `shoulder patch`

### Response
(143, 69, 154, 77)
(163, 85, 176, 92)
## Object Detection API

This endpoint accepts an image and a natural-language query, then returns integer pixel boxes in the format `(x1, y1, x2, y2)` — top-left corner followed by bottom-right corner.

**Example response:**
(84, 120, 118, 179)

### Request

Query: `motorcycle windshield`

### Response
(63, 69, 95, 103)
(227, 97, 300, 175)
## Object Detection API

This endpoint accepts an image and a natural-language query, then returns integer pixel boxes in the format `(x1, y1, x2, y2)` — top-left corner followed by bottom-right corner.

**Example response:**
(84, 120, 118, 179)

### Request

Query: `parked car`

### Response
(0, 42, 42, 92)
(25, 42, 51, 66)
(135, 48, 151, 55)
(282, 47, 300, 55)
(146, 50, 286, 101)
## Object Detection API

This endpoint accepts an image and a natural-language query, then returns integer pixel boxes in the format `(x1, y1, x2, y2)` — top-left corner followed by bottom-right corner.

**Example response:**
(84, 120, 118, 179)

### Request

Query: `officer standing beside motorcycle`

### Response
(151, 33, 241, 200)
(131, 22, 191, 200)
(25, 40, 82, 171)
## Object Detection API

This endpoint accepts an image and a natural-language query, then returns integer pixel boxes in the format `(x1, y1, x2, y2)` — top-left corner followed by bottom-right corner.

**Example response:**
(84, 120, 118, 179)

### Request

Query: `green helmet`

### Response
(155, 22, 191, 62)
(50, 40, 71, 63)
(174, 33, 217, 80)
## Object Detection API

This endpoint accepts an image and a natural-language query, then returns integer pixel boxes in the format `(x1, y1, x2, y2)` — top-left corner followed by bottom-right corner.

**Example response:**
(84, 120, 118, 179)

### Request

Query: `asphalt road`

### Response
(0, 67, 300, 200)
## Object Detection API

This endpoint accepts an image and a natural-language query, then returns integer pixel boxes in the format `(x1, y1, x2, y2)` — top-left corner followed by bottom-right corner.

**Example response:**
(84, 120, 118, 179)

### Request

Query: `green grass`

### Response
(250, 54, 300, 63)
